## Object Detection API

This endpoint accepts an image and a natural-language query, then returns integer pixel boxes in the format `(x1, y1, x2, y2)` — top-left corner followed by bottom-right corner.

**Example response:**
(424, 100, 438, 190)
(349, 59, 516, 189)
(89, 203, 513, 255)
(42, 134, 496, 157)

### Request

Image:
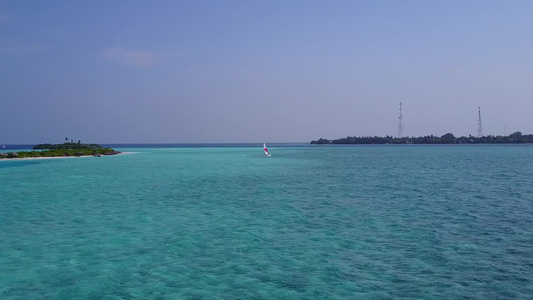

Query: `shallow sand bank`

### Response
(0, 152, 132, 161)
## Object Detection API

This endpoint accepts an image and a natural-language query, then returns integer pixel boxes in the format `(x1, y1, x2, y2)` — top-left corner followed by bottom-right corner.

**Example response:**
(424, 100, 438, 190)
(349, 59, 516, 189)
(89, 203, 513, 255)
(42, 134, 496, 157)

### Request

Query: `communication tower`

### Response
(398, 102, 404, 138)
(477, 107, 483, 137)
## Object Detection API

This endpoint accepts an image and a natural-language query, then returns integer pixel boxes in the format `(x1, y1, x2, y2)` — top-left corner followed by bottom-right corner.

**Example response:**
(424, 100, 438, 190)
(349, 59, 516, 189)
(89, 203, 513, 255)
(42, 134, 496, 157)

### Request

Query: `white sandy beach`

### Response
(0, 152, 133, 161)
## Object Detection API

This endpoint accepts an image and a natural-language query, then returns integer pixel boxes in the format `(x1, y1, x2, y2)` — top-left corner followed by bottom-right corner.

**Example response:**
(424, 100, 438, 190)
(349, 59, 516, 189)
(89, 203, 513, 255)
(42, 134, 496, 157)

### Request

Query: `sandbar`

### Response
(0, 152, 131, 161)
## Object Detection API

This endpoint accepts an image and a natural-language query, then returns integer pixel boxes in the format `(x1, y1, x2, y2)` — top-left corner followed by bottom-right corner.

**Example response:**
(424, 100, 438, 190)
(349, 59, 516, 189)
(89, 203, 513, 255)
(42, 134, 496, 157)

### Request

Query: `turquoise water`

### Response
(1, 145, 532, 299)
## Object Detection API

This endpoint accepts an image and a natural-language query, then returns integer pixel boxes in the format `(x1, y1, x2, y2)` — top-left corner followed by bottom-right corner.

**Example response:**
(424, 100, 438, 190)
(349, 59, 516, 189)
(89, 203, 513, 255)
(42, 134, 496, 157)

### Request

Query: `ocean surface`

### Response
(1, 144, 532, 299)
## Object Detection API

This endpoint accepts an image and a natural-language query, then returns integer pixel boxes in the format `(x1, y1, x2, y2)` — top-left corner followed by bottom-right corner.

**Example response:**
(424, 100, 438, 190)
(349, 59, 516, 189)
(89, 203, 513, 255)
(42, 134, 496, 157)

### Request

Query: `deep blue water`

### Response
(1, 145, 532, 299)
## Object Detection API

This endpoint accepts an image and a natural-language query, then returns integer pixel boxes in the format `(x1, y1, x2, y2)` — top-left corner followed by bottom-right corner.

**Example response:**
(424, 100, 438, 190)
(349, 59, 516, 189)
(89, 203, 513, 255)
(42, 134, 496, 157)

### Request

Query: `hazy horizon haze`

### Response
(1, 1, 532, 144)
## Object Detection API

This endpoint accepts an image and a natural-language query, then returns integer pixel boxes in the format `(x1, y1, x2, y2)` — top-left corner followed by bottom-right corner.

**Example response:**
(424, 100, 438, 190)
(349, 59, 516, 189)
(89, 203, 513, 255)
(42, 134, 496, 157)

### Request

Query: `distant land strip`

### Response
(0, 142, 120, 159)
(311, 131, 533, 144)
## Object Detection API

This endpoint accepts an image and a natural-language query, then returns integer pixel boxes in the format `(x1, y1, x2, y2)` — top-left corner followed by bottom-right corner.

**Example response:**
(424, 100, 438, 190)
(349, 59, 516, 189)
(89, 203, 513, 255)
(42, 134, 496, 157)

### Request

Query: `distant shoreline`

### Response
(311, 132, 533, 145)
(1, 155, 95, 161)
(0, 142, 121, 160)
(0, 152, 130, 162)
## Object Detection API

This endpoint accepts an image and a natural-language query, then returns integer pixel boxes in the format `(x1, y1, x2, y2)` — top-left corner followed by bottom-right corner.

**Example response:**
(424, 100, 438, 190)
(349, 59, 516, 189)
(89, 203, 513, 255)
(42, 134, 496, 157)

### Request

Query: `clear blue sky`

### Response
(1, 0, 532, 144)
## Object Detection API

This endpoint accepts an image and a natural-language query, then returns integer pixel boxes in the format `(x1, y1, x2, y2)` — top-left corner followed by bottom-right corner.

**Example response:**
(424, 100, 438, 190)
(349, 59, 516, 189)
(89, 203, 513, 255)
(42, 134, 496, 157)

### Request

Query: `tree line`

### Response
(33, 142, 103, 150)
(1, 141, 119, 159)
(311, 131, 533, 144)
(0, 148, 119, 159)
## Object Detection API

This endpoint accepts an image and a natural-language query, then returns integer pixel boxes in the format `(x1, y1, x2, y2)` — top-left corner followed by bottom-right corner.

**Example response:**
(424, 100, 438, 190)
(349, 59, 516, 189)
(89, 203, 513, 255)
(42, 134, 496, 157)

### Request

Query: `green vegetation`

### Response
(1, 142, 120, 159)
(311, 132, 533, 145)
(33, 141, 102, 150)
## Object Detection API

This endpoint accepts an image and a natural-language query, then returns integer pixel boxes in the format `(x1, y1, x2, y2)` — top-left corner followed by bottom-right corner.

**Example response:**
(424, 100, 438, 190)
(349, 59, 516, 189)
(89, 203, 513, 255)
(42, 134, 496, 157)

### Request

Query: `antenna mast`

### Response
(477, 107, 483, 137)
(398, 102, 404, 138)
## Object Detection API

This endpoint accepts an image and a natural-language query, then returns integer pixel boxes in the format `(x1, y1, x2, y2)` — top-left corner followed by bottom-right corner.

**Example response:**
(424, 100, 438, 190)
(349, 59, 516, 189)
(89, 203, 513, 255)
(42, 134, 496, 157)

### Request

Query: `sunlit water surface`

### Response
(1, 145, 532, 299)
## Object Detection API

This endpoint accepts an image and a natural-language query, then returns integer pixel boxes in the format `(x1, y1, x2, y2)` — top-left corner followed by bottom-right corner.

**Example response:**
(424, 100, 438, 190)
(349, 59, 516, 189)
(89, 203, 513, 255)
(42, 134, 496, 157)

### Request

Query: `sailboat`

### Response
(263, 143, 271, 157)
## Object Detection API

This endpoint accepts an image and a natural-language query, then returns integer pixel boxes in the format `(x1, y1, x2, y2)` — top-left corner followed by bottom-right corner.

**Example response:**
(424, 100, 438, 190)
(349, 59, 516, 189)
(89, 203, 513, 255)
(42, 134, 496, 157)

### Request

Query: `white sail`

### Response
(263, 143, 271, 156)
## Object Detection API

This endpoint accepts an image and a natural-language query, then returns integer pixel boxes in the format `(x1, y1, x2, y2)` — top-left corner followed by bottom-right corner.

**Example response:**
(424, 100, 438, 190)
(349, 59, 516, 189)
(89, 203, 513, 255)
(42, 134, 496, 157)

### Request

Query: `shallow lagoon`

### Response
(1, 144, 532, 299)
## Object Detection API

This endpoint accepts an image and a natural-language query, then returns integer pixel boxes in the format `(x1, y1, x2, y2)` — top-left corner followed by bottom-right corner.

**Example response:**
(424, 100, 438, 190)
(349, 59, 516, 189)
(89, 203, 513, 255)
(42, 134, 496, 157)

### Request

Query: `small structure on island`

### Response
(477, 107, 483, 138)
(398, 102, 404, 139)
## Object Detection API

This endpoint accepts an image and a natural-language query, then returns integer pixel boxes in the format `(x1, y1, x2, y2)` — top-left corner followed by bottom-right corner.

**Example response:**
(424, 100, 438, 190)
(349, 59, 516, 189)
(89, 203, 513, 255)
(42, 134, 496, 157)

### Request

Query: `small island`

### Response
(311, 131, 533, 145)
(0, 141, 120, 159)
